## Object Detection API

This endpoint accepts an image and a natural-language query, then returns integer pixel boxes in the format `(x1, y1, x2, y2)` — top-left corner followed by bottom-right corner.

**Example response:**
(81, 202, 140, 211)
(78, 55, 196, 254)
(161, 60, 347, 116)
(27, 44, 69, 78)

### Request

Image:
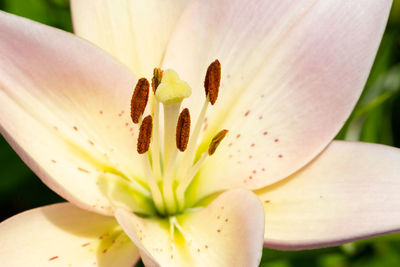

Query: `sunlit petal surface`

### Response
(70, 0, 190, 77)
(257, 141, 400, 250)
(162, 0, 392, 204)
(0, 203, 139, 267)
(0, 12, 152, 215)
(116, 190, 264, 267)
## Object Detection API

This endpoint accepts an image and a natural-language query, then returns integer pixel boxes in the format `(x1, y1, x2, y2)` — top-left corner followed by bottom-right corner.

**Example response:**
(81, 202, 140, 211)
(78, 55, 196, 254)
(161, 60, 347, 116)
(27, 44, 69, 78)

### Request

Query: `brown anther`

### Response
(137, 115, 153, 154)
(176, 108, 191, 152)
(131, 78, 150, 124)
(208, 129, 228, 155)
(151, 68, 163, 94)
(204, 59, 221, 105)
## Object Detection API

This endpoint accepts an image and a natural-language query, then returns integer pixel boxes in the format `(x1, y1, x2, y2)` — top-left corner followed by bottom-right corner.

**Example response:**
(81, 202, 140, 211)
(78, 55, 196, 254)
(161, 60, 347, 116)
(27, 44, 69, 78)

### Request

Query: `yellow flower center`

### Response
(130, 60, 227, 216)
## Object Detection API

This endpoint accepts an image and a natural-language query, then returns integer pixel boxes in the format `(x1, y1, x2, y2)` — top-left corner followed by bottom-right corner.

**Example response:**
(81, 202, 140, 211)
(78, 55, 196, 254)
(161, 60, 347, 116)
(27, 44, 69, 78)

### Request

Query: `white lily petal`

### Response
(116, 189, 265, 267)
(0, 12, 150, 215)
(0, 203, 139, 266)
(256, 141, 400, 250)
(162, 0, 392, 203)
(70, 0, 190, 77)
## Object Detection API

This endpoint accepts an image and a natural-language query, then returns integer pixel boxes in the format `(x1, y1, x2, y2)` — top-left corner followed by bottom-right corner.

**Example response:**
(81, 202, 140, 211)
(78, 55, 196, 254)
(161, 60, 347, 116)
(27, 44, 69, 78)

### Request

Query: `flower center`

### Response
(130, 60, 227, 216)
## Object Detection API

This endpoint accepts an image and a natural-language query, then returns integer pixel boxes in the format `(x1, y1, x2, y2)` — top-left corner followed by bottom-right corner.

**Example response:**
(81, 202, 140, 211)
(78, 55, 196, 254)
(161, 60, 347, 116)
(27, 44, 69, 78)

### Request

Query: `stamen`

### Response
(176, 108, 191, 152)
(208, 129, 229, 155)
(151, 68, 163, 93)
(176, 60, 222, 182)
(163, 108, 191, 214)
(141, 155, 166, 215)
(204, 59, 221, 105)
(176, 129, 228, 210)
(131, 78, 150, 124)
(176, 152, 208, 210)
(151, 69, 163, 181)
(137, 114, 165, 214)
(137, 115, 153, 154)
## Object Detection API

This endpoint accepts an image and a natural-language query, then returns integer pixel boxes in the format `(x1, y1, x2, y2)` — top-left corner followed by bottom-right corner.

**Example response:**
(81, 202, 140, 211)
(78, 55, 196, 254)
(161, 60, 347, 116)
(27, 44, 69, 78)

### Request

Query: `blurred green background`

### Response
(0, 0, 399, 266)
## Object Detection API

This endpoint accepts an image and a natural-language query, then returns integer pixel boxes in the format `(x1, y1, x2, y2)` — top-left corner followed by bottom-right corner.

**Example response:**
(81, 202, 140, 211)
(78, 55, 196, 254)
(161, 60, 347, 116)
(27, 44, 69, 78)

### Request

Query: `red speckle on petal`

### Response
(77, 167, 90, 173)
(49, 256, 59, 261)
(274, 138, 279, 142)
(244, 110, 250, 117)
(278, 154, 283, 158)
(263, 132, 268, 136)
(82, 242, 90, 247)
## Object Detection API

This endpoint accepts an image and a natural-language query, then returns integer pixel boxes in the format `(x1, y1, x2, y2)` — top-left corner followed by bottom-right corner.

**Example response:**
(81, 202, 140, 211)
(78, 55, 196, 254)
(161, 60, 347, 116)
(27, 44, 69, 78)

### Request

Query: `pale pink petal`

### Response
(162, 0, 392, 203)
(116, 189, 265, 267)
(256, 141, 400, 250)
(0, 203, 139, 266)
(0, 12, 151, 215)
(70, 0, 190, 77)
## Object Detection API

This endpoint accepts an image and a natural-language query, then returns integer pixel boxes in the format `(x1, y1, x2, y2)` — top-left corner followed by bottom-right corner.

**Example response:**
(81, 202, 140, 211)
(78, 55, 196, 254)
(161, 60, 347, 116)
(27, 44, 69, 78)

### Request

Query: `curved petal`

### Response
(162, 0, 392, 202)
(70, 0, 190, 78)
(116, 189, 265, 267)
(0, 12, 151, 215)
(256, 141, 400, 250)
(0, 203, 139, 266)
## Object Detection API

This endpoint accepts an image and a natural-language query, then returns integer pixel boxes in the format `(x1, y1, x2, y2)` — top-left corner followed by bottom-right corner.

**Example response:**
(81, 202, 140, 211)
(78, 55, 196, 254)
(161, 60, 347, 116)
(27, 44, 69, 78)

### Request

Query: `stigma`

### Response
(131, 60, 227, 216)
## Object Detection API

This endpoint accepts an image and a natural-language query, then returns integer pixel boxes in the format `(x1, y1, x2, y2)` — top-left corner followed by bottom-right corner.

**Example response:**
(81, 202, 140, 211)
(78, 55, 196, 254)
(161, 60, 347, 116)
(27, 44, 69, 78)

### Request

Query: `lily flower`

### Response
(0, 0, 399, 266)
